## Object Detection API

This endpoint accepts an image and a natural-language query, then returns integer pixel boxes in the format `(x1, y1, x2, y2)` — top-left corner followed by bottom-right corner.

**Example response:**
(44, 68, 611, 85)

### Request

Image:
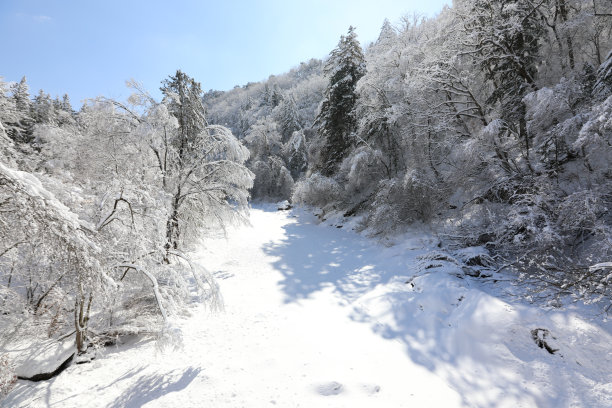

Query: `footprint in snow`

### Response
(215, 270, 235, 280)
(314, 381, 344, 396)
(360, 383, 381, 394)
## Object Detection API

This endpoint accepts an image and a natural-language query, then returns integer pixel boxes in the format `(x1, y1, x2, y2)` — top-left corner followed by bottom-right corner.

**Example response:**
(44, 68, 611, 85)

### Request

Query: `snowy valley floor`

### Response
(3, 206, 612, 407)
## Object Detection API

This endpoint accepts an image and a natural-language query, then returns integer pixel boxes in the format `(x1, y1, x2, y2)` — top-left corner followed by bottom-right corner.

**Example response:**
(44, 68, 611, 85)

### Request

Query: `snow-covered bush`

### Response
(341, 146, 387, 196)
(557, 189, 609, 238)
(292, 173, 343, 209)
(477, 177, 554, 247)
(0, 354, 16, 399)
(365, 170, 439, 234)
(573, 95, 612, 180)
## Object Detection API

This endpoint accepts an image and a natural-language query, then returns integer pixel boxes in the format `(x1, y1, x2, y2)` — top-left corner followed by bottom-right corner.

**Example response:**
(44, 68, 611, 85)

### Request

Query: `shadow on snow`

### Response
(262, 208, 605, 408)
(262, 211, 411, 305)
(108, 366, 202, 408)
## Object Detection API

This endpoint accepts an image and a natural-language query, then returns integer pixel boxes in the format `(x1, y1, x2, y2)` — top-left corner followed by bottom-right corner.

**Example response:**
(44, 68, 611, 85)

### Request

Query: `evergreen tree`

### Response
(161, 70, 208, 153)
(315, 26, 366, 176)
(376, 18, 397, 46)
(271, 84, 283, 108)
(261, 84, 271, 107)
(160, 70, 209, 253)
(11, 76, 30, 113)
(283, 129, 308, 179)
(32, 90, 55, 124)
(0, 78, 18, 128)
(277, 94, 301, 142)
(61, 93, 72, 112)
(7, 76, 34, 143)
(50, 93, 74, 126)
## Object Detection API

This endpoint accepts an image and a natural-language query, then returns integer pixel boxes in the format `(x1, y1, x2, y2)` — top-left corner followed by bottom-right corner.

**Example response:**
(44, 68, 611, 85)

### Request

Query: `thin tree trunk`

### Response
(558, 0, 575, 70)
(165, 188, 181, 262)
(520, 114, 534, 173)
(427, 118, 442, 183)
(74, 285, 92, 354)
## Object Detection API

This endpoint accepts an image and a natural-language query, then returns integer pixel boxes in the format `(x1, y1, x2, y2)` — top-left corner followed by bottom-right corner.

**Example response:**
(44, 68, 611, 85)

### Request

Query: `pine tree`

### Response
(61, 93, 72, 112)
(32, 90, 55, 124)
(315, 26, 366, 176)
(161, 70, 208, 154)
(160, 70, 208, 253)
(271, 84, 283, 108)
(11, 76, 30, 113)
(376, 19, 397, 46)
(7, 76, 34, 143)
(283, 129, 308, 179)
(278, 94, 301, 142)
(49, 94, 74, 126)
(0, 78, 18, 128)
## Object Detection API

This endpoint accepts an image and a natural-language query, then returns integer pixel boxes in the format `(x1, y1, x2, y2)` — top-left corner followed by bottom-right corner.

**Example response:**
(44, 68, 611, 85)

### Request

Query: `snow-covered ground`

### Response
(3, 207, 612, 407)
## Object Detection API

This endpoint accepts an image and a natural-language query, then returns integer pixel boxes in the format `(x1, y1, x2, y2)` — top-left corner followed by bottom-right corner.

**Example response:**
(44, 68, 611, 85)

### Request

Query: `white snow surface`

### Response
(4, 206, 612, 407)
(8, 338, 74, 380)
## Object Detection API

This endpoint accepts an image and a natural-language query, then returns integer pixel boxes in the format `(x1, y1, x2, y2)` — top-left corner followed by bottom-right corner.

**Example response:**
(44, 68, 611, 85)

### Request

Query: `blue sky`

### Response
(0, 0, 449, 106)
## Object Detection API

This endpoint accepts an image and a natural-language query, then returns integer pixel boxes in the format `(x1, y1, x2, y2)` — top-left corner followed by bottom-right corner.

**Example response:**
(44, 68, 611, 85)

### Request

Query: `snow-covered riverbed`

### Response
(4, 207, 611, 407)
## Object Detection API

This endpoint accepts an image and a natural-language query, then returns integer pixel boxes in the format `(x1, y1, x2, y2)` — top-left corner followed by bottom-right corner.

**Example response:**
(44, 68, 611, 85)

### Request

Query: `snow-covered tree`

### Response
(594, 48, 612, 98)
(276, 94, 301, 142)
(159, 71, 253, 253)
(6, 77, 34, 144)
(11, 76, 31, 114)
(458, 0, 544, 168)
(244, 118, 283, 160)
(32, 90, 55, 124)
(0, 71, 255, 360)
(0, 78, 19, 154)
(283, 129, 308, 179)
(243, 118, 293, 200)
(314, 26, 366, 176)
(0, 160, 106, 353)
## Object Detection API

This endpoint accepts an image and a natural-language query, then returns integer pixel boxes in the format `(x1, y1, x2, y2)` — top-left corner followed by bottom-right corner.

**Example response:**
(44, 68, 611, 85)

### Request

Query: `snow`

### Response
(590, 262, 612, 271)
(3, 206, 612, 407)
(5, 338, 74, 380)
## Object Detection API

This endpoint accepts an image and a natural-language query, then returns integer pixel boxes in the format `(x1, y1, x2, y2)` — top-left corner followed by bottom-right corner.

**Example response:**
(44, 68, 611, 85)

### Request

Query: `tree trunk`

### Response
(519, 114, 534, 173)
(558, 0, 575, 70)
(74, 289, 92, 354)
(164, 189, 181, 262)
(427, 119, 442, 183)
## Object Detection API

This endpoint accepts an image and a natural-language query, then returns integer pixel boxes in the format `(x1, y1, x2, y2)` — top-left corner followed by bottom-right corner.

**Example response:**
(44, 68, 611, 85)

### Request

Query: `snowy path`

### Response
(180, 207, 462, 407)
(5, 208, 460, 407)
(5, 207, 612, 407)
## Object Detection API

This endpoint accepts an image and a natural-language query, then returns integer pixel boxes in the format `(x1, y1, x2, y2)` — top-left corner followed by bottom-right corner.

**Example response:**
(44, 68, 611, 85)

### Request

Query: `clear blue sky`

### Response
(0, 0, 449, 106)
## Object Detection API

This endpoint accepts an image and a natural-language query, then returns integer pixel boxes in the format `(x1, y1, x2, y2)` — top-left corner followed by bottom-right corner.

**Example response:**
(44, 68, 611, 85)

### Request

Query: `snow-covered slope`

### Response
(3, 207, 611, 407)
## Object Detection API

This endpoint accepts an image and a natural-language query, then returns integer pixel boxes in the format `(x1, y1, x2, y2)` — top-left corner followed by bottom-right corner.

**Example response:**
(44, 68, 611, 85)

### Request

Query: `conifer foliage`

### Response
(315, 26, 366, 176)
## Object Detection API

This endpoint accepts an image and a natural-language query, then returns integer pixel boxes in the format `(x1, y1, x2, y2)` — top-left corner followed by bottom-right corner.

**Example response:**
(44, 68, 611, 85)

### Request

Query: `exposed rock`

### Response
(531, 328, 559, 355)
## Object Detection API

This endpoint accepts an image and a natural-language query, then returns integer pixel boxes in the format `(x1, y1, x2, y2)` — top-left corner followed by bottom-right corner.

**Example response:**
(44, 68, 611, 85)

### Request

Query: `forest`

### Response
(1, 0, 612, 399)
(208, 0, 612, 306)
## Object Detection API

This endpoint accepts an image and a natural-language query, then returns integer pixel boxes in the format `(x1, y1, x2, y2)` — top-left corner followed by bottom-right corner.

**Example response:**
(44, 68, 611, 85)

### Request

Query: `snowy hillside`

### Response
(4, 207, 610, 407)
(2, 1, 612, 406)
